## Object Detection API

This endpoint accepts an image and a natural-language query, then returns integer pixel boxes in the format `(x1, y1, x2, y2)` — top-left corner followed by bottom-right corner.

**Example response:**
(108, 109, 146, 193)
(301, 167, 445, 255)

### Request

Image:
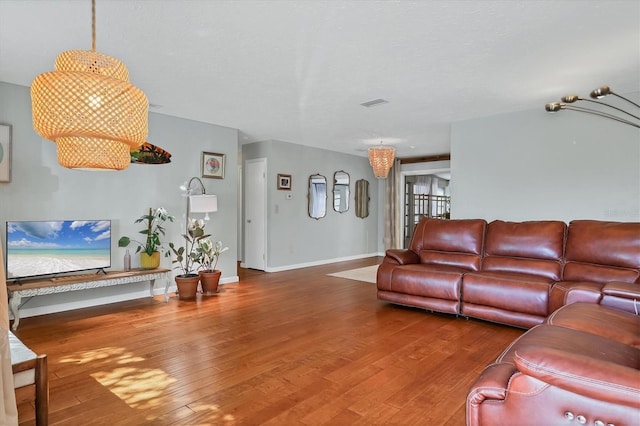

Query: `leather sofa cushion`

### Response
(482, 257, 562, 281)
(409, 218, 486, 271)
(601, 282, 640, 313)
(546, 303, 640, 347)
(496, 324, 639, 368)
(548, 281, 603, 313)
(563, 262, 640, 284)
(418, 251, 482, 271)
(482, 220, 565, 280)
(463, 272, 553, 316)
(485, 220, 566, 260)
(564, 220, 640, 282)
(382, 264, 465, 300)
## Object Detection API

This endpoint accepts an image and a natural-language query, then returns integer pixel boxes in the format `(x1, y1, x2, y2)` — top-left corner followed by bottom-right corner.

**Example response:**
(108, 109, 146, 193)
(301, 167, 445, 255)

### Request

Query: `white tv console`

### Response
(7, 268, 172, 330)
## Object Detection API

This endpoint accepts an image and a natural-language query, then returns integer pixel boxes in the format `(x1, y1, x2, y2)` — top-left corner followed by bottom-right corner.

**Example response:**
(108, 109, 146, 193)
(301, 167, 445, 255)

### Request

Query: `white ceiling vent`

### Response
(360, 98, 389, 108)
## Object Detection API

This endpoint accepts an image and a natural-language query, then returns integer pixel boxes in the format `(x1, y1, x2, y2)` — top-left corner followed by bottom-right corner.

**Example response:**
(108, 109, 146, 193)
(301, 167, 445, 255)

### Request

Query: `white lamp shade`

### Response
(190, 194, 217, 213)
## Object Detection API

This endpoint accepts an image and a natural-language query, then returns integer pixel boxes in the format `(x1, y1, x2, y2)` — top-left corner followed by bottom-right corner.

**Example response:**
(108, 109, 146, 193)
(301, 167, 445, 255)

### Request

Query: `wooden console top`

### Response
(7, 268, 171, 291)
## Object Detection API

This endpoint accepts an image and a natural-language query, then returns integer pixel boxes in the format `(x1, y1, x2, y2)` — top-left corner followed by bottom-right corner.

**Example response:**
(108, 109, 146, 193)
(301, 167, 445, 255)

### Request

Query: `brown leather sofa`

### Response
(377, 218, 640, 328)
(467, 302, 640, 425)
(377, 217, 640, 425)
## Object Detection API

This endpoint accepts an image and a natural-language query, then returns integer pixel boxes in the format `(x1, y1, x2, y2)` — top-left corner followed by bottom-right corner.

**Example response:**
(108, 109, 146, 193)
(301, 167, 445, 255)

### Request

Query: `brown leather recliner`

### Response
(461, 220, 566, 328)
(549, 220, 640, 313)
(467, 303, 640, 426)
(377, 218, 486, 314)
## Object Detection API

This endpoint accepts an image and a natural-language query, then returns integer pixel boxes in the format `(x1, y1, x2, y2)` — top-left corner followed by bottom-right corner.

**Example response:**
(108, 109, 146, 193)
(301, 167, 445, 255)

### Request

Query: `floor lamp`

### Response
(181, 177, 218, 237)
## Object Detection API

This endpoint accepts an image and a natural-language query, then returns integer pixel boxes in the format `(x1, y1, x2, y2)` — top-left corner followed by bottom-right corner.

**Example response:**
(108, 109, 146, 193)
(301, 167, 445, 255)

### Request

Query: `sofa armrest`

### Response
(514, 346, 640, 408)
(601, 281, 640, 314)
(602, 281, 640, 299)
(384, 249, 419, 265)
(466, 363, 517, 425)
(467, 363, 516, 404)
(548, 281, 603, 313)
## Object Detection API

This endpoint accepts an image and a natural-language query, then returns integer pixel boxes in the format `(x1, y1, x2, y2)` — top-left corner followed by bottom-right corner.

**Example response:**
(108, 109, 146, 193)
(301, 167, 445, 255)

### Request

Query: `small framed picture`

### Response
(0, 123, 11, 183)
(201, 152, 225, 179)
(277, 173, 292, 190)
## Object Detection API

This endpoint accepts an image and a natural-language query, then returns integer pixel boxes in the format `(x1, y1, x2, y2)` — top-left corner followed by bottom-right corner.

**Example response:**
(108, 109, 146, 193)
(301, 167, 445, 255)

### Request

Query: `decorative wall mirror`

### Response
(333, 171, 350, 213)
(308, 174, 327, 219)
(355, 179, 370, 218)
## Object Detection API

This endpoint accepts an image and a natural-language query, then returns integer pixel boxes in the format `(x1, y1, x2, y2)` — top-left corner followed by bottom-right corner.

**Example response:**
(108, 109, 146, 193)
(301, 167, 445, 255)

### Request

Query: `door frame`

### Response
(242, 158, 267, 270)
(400, 167, 450, 248)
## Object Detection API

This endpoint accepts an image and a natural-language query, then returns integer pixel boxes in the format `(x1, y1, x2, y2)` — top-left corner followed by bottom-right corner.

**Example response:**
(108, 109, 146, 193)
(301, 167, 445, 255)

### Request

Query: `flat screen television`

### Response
(5, 220, 111, 281)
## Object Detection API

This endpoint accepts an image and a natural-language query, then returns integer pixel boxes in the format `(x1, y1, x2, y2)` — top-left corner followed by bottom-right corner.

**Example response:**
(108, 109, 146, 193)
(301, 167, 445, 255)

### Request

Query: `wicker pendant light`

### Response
(368, 143, 396, 179)
(30, 0, 148, 170)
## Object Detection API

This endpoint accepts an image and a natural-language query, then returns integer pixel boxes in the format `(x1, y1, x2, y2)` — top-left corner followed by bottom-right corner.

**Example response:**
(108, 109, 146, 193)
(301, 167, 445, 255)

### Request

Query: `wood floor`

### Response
(13, 257, 523, 425)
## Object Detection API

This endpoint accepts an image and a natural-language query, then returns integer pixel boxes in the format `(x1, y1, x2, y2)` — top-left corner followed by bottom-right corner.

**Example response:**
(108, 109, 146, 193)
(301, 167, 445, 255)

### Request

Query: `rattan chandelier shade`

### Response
(30, 0, 149, 170)
(56, 136, 131, 170)
(31, 68, 148, 144)
(55, 50, 129, 80)
(368, 146, 396, 179)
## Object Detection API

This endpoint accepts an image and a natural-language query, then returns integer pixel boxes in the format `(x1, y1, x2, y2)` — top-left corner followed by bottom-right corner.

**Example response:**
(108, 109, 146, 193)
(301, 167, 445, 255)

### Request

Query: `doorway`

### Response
(244, 158, 267, 270)
(403, 173, 450, 248)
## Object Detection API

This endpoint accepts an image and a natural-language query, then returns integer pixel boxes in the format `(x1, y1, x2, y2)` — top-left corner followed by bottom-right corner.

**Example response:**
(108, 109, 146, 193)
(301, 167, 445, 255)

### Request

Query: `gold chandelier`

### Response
(368, 143, 396, 179)
(30, 0, 148, 170)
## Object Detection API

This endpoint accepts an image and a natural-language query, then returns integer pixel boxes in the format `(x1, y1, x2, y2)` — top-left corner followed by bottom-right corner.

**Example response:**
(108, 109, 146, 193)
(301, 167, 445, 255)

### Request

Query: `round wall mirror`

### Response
(308, 174, 327, 219)
(333, 171, 350, 213)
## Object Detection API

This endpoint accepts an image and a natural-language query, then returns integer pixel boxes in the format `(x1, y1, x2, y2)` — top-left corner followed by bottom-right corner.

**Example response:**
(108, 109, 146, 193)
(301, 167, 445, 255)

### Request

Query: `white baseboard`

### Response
(263, 252, 383, 273)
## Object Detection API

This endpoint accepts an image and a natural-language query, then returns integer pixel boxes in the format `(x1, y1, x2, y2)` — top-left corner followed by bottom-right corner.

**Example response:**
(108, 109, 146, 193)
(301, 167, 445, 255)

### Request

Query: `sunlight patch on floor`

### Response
(92, 366, 176, 410)
(188, 401, 236, 421)
(59, 346, 145, 365)
(60, 347, 176, 411)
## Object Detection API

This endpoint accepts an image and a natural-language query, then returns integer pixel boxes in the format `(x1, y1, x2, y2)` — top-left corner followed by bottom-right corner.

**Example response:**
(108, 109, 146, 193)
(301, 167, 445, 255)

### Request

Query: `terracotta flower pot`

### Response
(175, 274, 199, 300)
(199, 270, 221, 295)
(140, 252, 160, 269)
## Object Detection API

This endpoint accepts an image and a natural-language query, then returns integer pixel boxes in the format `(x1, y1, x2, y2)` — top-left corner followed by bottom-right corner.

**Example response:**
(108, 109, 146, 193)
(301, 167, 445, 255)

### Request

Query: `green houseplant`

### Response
(169, 219, 209, 299)
(118, 207, 174, 269)
(196, 238, 229, 295)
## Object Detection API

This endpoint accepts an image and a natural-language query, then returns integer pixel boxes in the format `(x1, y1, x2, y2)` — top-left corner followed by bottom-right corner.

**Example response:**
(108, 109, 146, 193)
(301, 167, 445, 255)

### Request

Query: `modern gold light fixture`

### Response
(545, 85, 640, 129)
(30, 0, 148, 170)
(368, 142, 396, 179)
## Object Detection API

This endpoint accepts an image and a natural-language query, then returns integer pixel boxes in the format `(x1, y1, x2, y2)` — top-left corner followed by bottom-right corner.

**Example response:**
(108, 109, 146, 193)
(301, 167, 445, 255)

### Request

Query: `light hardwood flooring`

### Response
(13, 257, 523, 425)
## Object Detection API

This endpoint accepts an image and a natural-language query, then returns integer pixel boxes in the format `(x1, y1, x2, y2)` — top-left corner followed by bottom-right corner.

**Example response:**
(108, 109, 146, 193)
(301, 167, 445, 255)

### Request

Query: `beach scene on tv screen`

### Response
(6, 220, 111, 279)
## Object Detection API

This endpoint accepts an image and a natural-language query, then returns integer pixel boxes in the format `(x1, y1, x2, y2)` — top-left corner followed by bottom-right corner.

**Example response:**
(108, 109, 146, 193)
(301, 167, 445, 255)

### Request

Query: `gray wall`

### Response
(0, 81, 239, 318)
(243, 140, 380, 270)
(450, 101, 640, 222)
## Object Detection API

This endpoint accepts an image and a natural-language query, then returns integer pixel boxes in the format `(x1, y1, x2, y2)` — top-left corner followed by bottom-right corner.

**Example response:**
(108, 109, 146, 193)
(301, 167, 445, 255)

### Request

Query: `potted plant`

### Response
(169, 219, 209, 299)
(118, 207, 174, 269)
(196, 238, 229, 295)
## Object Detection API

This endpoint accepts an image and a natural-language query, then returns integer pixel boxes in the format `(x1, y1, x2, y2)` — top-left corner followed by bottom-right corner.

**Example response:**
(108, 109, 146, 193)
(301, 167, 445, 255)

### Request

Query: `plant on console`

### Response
(118, 207, 175, 258)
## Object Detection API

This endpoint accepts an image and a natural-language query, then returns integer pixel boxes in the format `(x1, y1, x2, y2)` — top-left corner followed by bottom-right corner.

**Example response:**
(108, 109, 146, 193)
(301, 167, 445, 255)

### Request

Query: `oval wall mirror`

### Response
(333, 171, 350, 213)
(308, 174, 327, 219)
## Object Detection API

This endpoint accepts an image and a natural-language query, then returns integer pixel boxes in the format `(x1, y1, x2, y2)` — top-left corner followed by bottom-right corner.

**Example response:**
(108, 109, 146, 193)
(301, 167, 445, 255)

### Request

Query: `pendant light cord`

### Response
(91, 0, 96, 52)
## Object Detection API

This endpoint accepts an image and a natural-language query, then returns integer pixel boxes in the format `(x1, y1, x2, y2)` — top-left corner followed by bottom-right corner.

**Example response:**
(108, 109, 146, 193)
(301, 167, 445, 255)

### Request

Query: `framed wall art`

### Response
(201, 151, 225, 179)
(0, 123, 11, 183)
(277, 173, 292, 190)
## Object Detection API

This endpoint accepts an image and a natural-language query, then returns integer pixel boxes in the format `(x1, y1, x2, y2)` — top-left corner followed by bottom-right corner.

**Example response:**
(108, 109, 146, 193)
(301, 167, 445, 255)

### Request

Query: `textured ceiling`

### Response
(1, 0, 638, 158)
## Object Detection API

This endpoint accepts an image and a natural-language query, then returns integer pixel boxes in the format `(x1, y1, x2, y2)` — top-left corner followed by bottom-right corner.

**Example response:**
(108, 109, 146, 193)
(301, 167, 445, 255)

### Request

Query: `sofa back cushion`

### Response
(482, 220, 566, 280)
(564, 220, 640, 283)
(409, 218, 486, 271)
